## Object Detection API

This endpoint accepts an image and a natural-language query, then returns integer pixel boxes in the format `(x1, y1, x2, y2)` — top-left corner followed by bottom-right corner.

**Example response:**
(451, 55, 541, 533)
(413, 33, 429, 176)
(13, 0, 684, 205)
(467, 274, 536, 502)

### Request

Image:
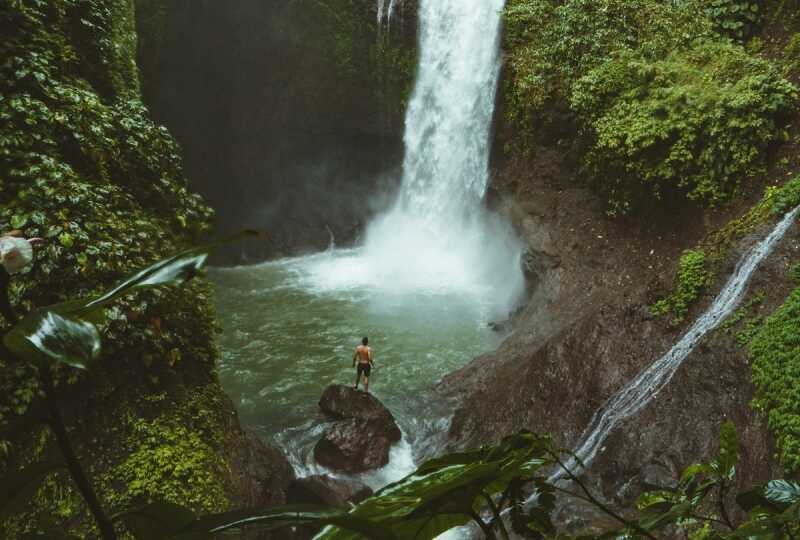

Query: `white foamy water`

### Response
(314, 0, 523, 317)
(553, 206, 800, 480)
(377, 0, 397, 24)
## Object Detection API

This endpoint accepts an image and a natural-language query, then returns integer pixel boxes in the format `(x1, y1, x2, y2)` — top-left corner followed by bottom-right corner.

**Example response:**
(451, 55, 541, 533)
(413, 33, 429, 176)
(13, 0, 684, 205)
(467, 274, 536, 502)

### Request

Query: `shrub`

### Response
(502, 0, 711, 150)
(705, 0, 761, 41)
(785, 32, 800, 78)
(572, 41, 797, 215)
(748, 287, 800, 473)
(652, 249, 712, 325)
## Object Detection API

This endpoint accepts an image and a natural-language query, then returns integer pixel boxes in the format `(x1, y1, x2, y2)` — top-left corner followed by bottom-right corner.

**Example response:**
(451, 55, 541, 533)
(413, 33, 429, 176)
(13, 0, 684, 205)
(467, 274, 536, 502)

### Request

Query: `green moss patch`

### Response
(748, 287, 800, 473)
(102, 416, 227, 514)
(652, 250, 713, 325)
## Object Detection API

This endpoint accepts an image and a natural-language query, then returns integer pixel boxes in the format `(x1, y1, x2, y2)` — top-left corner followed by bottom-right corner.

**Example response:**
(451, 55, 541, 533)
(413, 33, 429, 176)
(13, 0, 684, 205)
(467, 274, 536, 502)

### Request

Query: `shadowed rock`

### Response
(314, 385, 402, 472)
(314, 417, 398, 473)
(287, 474, 373, 508)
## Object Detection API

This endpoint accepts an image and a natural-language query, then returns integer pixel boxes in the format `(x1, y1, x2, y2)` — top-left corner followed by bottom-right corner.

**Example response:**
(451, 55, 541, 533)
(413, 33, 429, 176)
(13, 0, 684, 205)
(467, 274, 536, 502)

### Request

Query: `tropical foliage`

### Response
(502, 0, 797, 214)
(572, 42, 796, 215)
(651, 249, 712, 325)
(749, 286, 800, 474)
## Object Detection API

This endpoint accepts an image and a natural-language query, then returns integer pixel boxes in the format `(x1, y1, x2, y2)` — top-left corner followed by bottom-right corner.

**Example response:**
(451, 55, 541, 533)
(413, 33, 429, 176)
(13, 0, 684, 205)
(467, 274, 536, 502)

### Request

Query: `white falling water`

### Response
(377, 0, 398, 24)
(311, 0, 523, 316)
(553, 205, 800, 481)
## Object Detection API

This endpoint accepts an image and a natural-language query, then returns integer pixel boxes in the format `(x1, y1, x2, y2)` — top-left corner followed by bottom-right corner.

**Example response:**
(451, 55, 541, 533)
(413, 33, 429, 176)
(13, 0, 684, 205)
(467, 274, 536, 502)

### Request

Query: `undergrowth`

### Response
(748, 287, 800, 473)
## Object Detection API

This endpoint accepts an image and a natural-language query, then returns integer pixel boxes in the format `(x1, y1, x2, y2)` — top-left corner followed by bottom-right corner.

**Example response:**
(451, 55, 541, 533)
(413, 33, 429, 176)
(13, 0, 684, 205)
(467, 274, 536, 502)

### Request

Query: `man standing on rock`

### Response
(352, 336, 374, 393)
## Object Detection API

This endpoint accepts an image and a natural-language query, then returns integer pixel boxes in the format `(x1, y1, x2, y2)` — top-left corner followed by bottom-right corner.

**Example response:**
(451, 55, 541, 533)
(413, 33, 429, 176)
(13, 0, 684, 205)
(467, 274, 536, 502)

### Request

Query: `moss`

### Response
(748, 287, 800, 473)
(784, 32, 800, 77)
(102, 415, 227, 514)
(652, 250, 713, 325)
(99, 384, 233, 518)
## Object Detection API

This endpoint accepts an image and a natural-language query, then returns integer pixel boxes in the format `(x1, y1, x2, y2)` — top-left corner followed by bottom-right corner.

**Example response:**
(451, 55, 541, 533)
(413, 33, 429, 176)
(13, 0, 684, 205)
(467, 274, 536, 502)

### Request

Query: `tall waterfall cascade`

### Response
(313, 0, 524, 316)
(553, 205, 800, 480)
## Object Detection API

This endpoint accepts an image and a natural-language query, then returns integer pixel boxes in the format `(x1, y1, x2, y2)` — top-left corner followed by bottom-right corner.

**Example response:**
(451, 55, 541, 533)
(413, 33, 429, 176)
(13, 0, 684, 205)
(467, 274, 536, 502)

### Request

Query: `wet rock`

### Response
(319, 384, 398, 428)
(640, 463, 677, 491)
(287, 474, 373, 508)
(314, 417, 399, 473)
(315, 385, 402, 473)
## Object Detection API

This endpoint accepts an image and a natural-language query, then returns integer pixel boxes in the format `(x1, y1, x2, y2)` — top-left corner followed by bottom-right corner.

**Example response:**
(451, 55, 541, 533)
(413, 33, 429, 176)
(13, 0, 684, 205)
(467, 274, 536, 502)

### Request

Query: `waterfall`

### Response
(552, 205, 800, 481)
(316, 0, 524, 316)
(377, 0, 399, 25)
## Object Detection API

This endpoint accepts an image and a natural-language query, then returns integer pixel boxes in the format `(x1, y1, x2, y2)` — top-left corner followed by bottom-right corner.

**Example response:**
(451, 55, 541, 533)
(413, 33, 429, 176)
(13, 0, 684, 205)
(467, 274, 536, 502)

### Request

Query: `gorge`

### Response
(2, 0, 800, 538)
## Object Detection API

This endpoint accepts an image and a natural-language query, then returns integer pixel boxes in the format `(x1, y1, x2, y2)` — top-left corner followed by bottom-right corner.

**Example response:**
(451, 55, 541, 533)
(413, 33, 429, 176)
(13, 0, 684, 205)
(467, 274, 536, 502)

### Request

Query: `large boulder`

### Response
(318, 384, 399, 427)
(287, 474, 373, 508)
(314, 385, 402, 473)
(314, 417, 399, 473)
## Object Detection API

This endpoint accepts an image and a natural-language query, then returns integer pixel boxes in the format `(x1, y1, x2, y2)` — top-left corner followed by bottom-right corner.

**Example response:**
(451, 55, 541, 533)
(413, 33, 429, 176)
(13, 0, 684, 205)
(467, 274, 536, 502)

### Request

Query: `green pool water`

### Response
(209, 248, 505, 485)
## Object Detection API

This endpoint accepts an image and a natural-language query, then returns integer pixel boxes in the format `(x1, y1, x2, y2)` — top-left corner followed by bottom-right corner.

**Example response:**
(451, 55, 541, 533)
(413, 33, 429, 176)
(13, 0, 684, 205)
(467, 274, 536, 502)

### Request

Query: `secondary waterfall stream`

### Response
(553, 205, 800, 481)
(212, 0, 521, 493)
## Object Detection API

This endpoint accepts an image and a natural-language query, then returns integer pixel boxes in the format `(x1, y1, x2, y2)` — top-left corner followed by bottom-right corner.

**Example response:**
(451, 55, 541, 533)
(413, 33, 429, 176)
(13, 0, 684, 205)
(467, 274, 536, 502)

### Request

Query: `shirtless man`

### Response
(352, 336, 374, 392)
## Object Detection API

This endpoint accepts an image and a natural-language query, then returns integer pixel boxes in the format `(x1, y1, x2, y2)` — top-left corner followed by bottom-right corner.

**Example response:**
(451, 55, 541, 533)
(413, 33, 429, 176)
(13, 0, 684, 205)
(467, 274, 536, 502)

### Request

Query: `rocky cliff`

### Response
(148, 0, 419, 259)
(0, 1, 293, 537)
(442, 0, 800, 527)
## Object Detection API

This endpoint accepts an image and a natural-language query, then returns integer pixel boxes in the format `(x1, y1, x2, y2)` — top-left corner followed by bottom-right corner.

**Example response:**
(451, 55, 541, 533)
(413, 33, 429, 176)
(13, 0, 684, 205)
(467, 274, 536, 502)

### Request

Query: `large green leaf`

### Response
(711, 420, 739, 480)
(79, 231, 256, 315)
(4, 310, 101, 369)
(318, 431, 555, 540)
(317, 462, 502, 539)
(168, 504, 398, 540)
(764, 480, 800, 505)
(0, 461, 65, 521)
(3, 231, 257, 369)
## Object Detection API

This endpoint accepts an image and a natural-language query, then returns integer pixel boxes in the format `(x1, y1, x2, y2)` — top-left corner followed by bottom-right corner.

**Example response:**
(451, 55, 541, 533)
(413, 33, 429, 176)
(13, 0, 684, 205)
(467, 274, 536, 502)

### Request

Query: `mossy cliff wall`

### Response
(148, 0, 419, 259)
(0, 1, 292, 537)
(445, 0, 800, 528)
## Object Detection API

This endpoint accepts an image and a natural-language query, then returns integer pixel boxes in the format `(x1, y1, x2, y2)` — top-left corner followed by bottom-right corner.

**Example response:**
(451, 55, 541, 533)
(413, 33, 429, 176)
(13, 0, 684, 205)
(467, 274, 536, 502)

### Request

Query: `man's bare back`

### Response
(352, 337, 374, 392)
(355, 344, 372, 363)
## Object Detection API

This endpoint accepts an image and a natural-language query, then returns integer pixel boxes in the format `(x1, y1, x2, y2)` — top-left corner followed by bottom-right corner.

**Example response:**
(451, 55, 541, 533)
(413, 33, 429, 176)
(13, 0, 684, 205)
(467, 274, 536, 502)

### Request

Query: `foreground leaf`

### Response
(168, 504, 398, 540)
(3, 231, 257, 369)
(764, 480, 800, 505)
(4, 310, 101, 369)
(80, 231, 257, 315)
(711, 420, 739, 480)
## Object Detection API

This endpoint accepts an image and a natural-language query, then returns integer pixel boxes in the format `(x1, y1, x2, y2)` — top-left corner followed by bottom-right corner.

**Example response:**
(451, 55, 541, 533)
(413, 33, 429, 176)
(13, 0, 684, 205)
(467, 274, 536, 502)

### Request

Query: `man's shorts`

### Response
(357, 363, 371, 377)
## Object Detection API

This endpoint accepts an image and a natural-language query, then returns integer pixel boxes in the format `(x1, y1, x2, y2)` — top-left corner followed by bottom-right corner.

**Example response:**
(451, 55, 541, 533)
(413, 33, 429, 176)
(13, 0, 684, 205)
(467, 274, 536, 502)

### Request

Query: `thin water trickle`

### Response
(553, 206, 800, 480)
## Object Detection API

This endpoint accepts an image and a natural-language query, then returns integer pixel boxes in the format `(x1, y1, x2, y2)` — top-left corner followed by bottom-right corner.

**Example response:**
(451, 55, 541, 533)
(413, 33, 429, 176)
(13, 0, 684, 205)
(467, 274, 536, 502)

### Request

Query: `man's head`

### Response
(362, 336, 368, 346)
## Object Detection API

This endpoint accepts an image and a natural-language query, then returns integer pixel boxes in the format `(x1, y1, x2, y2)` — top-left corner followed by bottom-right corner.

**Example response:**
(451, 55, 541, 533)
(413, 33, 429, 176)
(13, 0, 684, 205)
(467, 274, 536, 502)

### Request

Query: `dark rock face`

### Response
(314, 417, 399, 473)
(439, 147, 799, 530)
(149, 0, 419, 260)
(287, 474, 373, 507)
(226, 428, 296, 509)
(314, 384, 402, 472)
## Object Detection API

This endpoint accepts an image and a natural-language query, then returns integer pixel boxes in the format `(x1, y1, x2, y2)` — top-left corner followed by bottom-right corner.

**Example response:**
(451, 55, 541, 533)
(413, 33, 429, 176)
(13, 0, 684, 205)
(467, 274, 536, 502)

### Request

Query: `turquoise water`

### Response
(209, 248, 503, 482)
